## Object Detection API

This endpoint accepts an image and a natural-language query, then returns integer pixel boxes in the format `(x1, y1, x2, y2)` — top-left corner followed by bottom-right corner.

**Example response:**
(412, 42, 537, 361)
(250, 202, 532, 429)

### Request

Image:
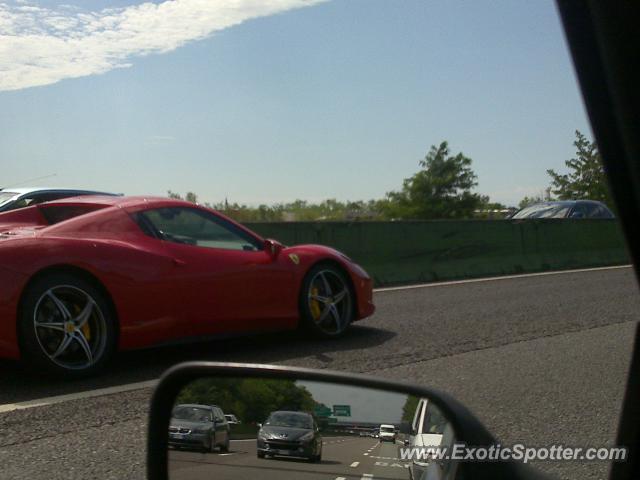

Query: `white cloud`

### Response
(0, 0, 324, 91)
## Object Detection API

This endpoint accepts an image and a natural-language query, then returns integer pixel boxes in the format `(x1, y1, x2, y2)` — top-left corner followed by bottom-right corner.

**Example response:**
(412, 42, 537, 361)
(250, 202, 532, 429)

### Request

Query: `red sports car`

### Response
(0, 196, 375, 377)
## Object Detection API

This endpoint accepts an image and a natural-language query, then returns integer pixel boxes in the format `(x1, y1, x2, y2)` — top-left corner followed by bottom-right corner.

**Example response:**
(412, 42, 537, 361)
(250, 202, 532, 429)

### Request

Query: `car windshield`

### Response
(265, 413, 312, 429)
(380, 427, 395, 433)
(511, 203, 573, 219)
(171, 406, 211, 422)
(0, 192, 17, 205)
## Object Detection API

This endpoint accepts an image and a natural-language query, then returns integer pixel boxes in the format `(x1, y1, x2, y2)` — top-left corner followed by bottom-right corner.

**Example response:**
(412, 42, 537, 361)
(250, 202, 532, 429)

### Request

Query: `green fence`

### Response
(245, 220, 629, 287)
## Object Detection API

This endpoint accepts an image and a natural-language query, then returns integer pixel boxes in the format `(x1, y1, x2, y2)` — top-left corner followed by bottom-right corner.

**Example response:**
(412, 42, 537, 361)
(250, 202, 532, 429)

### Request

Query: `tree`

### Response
(381, 142, 484, 219)
(547, 131, 612, 205)
(518, 188, 553, 209)
(401, 395, 419, 422)
(176, 378, 316, 423)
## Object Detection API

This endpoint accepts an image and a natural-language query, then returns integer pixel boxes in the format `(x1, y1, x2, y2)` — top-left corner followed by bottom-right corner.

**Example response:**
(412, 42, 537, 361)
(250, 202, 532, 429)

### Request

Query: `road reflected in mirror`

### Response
(168, 376, 457, 480)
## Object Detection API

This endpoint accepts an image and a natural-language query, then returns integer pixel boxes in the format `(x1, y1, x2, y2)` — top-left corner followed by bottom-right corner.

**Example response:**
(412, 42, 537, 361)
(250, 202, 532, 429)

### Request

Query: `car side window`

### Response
(422, 403, 447, 435)
(135, 207, 261, 251)
(585, 203, 612, 218)
(214, 408, 225, 422)
(570, 203, 589, 218)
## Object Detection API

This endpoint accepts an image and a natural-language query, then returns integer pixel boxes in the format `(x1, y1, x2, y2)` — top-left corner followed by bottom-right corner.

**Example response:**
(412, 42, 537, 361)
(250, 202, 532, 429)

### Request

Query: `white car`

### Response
(378, 424, 396, 442)
(224, 414, 241, 425)
(408, 399, 457, 480)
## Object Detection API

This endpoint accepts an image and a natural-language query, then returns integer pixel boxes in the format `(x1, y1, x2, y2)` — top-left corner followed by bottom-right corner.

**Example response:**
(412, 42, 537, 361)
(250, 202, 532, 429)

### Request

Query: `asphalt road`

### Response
(0, 266, 638, 480)
(169, 437, 409, 480)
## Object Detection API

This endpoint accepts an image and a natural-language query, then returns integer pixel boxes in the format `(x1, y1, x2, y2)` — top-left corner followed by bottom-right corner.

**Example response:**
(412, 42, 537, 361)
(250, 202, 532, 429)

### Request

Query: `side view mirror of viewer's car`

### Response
(147, 362, 552, 480)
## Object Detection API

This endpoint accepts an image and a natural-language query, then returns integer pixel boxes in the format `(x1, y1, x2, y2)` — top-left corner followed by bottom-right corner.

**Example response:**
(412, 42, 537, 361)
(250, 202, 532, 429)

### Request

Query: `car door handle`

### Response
(172, 258, 186, 266)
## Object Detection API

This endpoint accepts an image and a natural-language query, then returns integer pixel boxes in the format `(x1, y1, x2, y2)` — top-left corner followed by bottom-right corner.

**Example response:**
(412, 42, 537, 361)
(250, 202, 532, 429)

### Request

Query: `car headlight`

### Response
(298, 432, 314, 442)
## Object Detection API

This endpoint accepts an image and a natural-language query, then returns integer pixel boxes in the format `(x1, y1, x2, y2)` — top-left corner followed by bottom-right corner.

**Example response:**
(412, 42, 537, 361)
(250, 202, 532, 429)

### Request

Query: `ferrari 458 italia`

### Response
(0, 196, 375, 377)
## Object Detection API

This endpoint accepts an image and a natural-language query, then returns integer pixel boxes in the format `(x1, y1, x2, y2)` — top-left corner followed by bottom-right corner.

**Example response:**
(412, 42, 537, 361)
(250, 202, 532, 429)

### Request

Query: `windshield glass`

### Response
(511, 203, 573, 219)
(380, 426, 395, 433)
(171, 406, 211, 422)
(0, 192, 17, 205)
(265, 413, 312, 429)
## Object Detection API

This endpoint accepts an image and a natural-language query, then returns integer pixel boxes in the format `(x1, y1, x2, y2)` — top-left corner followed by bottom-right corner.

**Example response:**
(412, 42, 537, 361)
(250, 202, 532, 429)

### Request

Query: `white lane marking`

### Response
(373, 264, 632, 292)
(0, 264, 630, 414)
(362, 475, 374, 479)
(350, 461, 360, 467)
(336, 478, 346, 480)
(363, 452, 369, 456)
(0, 379, 157, 414)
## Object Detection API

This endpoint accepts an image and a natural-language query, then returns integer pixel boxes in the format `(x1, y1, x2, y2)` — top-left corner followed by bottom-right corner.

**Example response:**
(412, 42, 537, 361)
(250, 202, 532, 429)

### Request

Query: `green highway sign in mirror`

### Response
(333, 405, 351, 416)
(314, 404, 332, 417)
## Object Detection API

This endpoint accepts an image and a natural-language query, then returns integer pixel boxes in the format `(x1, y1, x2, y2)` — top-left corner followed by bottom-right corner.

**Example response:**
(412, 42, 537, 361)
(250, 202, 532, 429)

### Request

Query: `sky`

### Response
(299, 380, 407, 424)
(0, 0, 592, 207)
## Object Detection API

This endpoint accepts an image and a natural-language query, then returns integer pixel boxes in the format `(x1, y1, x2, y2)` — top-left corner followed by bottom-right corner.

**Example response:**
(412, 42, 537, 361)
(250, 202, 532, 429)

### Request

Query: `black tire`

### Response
(299, 263, 354, 338)
(18, 272, 117, 378)
(257, 452, 265, 459)
(220, 436, 230, 452)
(208, 436, 216, 453)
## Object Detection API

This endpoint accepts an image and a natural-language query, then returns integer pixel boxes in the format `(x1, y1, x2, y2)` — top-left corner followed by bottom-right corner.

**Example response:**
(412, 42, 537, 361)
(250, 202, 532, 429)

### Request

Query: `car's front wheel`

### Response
(220, 436, 230, 452)
(18, 273, 117, 378)
(299, 264, 354, 337)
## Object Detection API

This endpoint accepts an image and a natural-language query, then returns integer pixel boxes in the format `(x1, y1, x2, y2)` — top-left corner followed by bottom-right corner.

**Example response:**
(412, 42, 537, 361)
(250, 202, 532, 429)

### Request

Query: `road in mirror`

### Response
(168, 376, 456, 480)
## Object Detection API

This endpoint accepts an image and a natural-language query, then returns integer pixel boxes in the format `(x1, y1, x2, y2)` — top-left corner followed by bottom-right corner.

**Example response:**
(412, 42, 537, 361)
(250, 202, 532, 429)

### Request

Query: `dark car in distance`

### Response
(257, 411, 322, 462)
(168, 404, 230, 453)
(510, 200, 614, 219)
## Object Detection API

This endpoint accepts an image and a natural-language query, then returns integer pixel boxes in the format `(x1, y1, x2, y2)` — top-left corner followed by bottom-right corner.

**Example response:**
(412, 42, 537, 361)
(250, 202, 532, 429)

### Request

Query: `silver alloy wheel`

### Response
(32, 285, 107, 370)
(307, 269, 352, 335)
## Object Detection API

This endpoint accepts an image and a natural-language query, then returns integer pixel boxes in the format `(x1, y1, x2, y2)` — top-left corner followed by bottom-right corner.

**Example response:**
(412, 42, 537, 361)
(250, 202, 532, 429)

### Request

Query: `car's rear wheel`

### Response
(18, 273, 117, 378)
(257, 452, 265, 459)
(300, 264, 354, 337)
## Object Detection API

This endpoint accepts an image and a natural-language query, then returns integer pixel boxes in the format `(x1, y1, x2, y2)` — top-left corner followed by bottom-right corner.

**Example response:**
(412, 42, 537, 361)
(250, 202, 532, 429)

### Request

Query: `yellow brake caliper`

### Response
(75, 304, 91, 341)
(310, 287, 322, 320)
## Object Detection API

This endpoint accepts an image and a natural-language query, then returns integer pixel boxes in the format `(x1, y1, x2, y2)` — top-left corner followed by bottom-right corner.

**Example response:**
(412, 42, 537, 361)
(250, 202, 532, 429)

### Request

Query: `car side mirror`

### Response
(148, 362, 551, 480)
(263, 238, 283, 259)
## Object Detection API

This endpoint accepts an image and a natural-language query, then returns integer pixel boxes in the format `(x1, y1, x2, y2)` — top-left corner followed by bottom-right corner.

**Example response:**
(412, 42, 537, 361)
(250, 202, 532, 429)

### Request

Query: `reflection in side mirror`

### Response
(148, 363, 544, 480)
(156, 366, 459, 480)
